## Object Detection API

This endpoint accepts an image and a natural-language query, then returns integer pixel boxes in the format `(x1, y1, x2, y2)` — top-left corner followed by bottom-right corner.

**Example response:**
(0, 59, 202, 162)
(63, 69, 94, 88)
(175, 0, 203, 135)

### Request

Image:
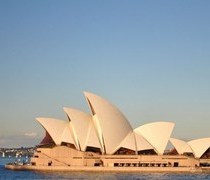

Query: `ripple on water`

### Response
(1, 158, 210, 180)
(1, 166, 210, 180)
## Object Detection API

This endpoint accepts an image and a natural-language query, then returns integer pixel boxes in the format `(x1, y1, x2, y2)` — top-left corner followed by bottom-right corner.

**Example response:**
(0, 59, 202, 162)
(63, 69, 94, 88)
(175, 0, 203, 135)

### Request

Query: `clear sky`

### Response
(0, 0, 210, 148)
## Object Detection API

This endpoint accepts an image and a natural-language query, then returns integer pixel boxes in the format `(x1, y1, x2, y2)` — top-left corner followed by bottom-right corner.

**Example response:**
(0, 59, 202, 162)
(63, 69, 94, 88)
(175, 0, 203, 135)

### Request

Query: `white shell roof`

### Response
(36, 118, 74, 145)
(64, 107, 101, 151)
(170, 138, 193, 154)
(84, 91, 133, 154)
(118, 132, 137, 151)
(61, 123, 75, 146)
(188, 138, 210, 158)
(92, 114, 105, 153)
(135, 122, 175, 154)
(36, 92, 210, 158)
(86, 119, 101, 149)
(134, 132, 154, 151)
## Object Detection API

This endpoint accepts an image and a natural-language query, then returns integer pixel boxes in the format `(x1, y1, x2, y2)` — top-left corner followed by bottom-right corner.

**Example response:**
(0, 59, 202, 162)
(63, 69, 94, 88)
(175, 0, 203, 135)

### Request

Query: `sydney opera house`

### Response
(6, 92, 210, 172)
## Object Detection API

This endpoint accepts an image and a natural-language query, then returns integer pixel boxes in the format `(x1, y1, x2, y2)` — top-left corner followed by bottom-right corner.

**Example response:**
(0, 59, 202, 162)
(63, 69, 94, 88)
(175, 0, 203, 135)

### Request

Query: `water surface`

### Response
(1, 158, 210, 179)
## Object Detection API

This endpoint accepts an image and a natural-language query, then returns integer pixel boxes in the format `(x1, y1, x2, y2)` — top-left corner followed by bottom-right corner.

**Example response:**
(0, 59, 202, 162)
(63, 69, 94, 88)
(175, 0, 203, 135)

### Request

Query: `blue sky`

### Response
(0, 0, 210, 147)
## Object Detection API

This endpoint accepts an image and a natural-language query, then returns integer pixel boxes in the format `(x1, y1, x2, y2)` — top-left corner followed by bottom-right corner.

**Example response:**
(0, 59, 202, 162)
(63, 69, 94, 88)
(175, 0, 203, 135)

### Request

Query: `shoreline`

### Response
(5, 164, 209, 173)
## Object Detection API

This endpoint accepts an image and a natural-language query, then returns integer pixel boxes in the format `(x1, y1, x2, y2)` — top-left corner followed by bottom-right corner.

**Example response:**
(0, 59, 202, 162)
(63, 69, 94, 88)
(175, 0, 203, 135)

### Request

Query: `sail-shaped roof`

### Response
(134, 132, 155, 151)
(116, 132, 155, 153)
(135, 122, 175, 154)
(36, 118, 74, 145)
(188, 138, 210, 158)
(170, 138, 193, 155)
(35, 91, 210, 158)
(64, 107, 101, 151)
(86, 120, 101, 149)
(84, 92, 133, 154)
(118, 132, 137, 151)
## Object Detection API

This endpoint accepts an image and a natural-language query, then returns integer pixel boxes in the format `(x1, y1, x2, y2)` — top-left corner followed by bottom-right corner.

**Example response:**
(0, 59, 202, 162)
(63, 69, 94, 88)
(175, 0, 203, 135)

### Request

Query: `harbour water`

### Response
(1, 158, 210, 179)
